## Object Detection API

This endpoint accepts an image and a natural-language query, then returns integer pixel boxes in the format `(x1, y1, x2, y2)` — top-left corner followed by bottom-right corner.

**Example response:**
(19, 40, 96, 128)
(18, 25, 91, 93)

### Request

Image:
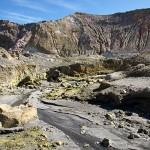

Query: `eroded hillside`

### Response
(1, 8, 150, 55)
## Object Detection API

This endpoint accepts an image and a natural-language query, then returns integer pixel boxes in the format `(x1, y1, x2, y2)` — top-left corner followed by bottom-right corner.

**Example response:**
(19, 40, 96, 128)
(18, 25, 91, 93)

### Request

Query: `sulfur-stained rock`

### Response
(118, 122, 125, 128)
(128, 133, 140, 139)
(0, 47, 12, 60)
(105, 113, 116, 121)
(138, 128, 149, 135)
(60, 82, 72, 88)
(0, 122, 3, 128)
(17, 76, 33, 87)
(0, 104, 12, 112)
(52, 141, 63, 147)
(113, 110, 125, 118)
(19, 105, 38, 124)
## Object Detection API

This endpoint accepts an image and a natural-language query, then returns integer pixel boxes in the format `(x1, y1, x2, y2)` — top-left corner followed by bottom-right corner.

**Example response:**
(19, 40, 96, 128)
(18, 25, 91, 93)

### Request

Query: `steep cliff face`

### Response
(0, 9, 150, 55)
(0, 20, 34, 52)
(0, 20, 19, 50)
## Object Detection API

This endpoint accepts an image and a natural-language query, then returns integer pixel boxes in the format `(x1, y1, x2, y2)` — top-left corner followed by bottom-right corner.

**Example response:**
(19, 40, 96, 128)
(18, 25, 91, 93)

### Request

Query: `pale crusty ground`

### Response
(112, 77, 150, 88)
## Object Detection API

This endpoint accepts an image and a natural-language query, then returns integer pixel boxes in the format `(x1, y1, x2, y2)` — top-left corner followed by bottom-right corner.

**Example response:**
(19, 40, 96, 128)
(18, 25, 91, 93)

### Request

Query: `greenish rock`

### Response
(138, 128, 149, 135)
(128, 133, 140, 139)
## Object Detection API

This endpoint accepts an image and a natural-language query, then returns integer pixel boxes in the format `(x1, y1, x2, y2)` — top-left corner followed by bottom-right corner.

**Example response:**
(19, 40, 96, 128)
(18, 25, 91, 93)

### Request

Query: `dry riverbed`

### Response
(0, 72, 150, 150)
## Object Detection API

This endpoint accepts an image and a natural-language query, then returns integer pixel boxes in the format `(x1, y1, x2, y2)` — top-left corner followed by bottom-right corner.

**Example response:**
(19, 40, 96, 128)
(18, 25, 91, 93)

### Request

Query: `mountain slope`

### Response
(0, 8, 150, 56)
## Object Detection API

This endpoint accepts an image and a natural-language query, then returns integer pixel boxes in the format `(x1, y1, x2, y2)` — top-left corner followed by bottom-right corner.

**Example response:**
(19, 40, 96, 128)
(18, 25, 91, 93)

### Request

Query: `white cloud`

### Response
(0, 10, 43, 23)
(82, 0, 97, 5)
(45, 0, 97, 11)
(11, 0, 53, 13)
(46, 0, 80, 11)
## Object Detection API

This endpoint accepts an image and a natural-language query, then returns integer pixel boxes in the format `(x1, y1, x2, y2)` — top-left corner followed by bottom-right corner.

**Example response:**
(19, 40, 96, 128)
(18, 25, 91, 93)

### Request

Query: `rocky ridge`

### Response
(1, 8, 150, 55)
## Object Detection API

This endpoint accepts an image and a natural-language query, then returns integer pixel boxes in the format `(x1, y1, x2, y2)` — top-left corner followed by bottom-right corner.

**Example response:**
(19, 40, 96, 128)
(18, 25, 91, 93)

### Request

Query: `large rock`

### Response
(94, 77, 150, 112)
(0, 104, 11, 112)
(0, 113, 19, 128)
(0, 47, 12, 60)
(105, 71, 125, 81)
(0, 104, 37, 128)
(127, 65, 150, 77)
(0, 63, 46, 90)
(101, 138, 112, 147)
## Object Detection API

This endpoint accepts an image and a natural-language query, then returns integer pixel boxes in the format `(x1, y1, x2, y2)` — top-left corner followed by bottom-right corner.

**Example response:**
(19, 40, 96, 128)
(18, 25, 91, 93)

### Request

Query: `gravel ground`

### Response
(112, 77, 150, 88)
(0, 74, 150, 150)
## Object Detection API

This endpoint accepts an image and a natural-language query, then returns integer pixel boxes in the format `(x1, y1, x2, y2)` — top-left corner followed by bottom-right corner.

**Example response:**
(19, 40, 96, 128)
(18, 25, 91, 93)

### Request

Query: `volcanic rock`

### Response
(0, 104, 37, 128)
(101, 138, 112, 147)
(1, 9, 150, 55)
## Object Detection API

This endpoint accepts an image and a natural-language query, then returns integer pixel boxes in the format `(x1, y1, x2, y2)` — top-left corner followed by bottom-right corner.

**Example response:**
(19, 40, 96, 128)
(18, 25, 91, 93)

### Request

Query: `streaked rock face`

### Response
(0, 8, 150, 55)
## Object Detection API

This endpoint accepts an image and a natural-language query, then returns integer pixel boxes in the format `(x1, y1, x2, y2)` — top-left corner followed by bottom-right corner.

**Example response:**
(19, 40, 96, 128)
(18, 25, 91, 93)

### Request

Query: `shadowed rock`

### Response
(0, 127, 24, 134)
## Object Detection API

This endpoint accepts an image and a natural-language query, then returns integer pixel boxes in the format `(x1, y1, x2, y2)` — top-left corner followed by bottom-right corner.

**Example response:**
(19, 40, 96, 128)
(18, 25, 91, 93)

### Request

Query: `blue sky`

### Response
(0, 0, 150, 24)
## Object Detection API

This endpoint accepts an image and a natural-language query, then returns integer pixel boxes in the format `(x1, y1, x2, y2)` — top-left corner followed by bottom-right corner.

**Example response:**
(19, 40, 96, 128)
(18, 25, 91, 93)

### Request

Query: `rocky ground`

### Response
(0, 52, 150, 150)
(0, 48, 150, 150)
